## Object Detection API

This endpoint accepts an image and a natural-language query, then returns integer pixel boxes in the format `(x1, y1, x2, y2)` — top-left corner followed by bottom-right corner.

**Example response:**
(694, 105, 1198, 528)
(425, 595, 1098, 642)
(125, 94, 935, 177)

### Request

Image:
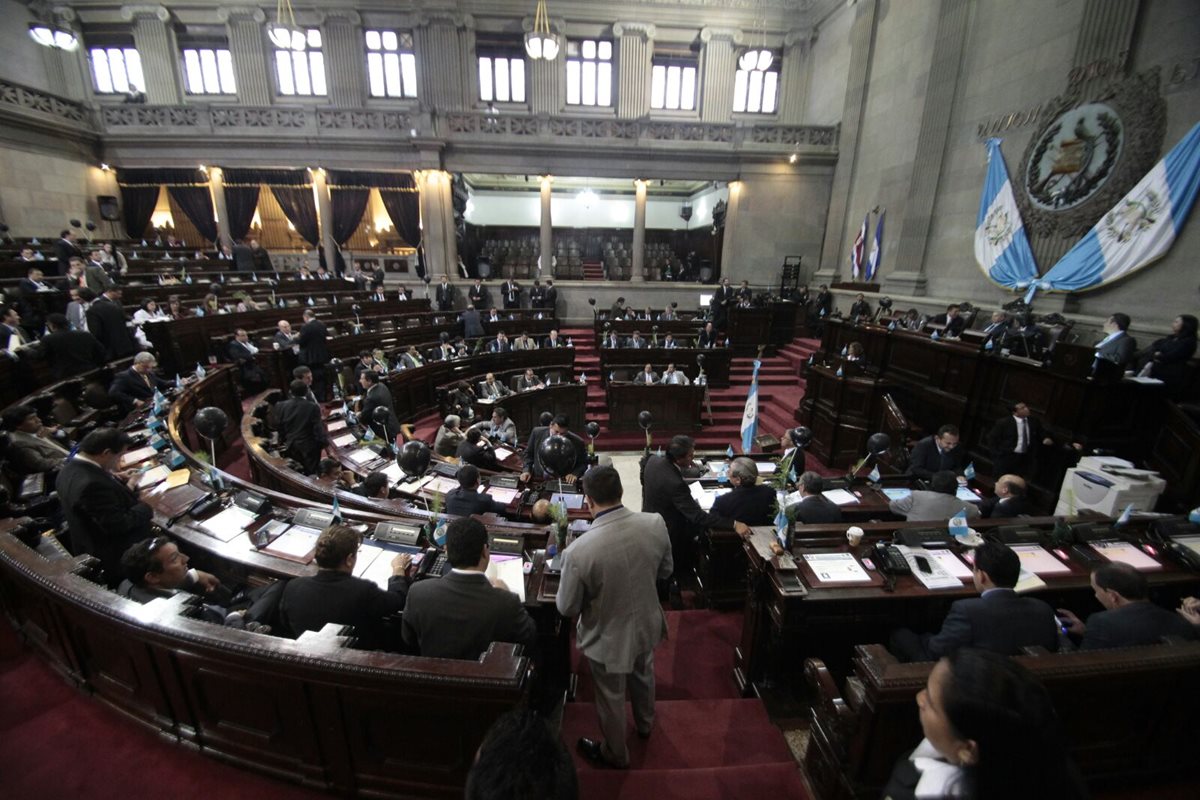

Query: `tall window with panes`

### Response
(732, 63, 779, 114)
(365, 30, 417, 98)
(650, 58, 697, 111)
(477, 48, 526, 103)
(89, 42, 144, 95)
(565, 39, 612, 107)
(181, 42, 236, 95)
(274, 29, 326, 96)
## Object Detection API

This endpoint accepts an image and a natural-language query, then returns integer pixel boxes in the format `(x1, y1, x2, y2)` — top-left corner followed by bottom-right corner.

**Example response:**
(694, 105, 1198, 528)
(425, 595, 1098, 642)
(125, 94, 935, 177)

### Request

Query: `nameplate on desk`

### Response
(802, 552, 873, 584)
(1091, 540, 1162, 571)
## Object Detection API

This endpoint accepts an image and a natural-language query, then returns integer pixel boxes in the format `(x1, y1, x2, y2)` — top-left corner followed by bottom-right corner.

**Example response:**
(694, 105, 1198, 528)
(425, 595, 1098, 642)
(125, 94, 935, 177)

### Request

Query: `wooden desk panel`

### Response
(606, 383, 705, 432)
(599, 347, 731, 387)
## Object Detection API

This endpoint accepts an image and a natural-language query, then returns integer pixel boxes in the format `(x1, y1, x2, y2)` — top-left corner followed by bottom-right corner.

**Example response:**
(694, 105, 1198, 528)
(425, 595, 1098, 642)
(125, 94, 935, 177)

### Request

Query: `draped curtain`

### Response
(166, 186, 218, 244)
(222, 168, 314, 243)
(222, 180, 260, 242)
(116, 167, 215, 241)
(326, 170, 370, 246)
(369, 173, 422, 249)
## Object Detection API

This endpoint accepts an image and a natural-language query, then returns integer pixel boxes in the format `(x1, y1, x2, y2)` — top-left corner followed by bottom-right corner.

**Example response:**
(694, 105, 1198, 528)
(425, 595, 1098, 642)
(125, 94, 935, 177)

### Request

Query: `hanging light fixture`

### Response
(739, 14, 773, 72)
(524, 0, 560, 61)
(268, 0, 306, 51)
(28, 21, 78, 51)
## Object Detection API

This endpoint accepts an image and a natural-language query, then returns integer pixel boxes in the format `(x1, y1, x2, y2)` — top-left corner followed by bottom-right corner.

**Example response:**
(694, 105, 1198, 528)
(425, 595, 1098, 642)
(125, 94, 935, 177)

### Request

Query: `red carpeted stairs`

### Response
(562, 609, 808, 799)
(582, 261, 606, 281)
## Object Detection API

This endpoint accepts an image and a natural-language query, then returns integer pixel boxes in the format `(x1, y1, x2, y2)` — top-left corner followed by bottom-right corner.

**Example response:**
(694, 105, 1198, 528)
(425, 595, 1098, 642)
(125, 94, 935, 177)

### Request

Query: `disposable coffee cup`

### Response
(846, 526, 864, 547)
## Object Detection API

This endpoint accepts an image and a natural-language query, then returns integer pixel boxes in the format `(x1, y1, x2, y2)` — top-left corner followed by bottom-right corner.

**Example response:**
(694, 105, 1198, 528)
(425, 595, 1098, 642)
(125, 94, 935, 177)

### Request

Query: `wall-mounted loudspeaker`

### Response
(98, 196, 120, 221)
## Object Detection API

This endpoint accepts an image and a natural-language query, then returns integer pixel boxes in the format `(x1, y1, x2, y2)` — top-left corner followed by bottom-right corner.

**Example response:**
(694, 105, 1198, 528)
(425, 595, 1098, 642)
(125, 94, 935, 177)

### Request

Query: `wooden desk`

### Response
(474, 383, 586, 439)
(606, 383, 706, 432)
(726, 302, 798, 356)
(599, 347, 732, 388)
(800, 364, 891, 467)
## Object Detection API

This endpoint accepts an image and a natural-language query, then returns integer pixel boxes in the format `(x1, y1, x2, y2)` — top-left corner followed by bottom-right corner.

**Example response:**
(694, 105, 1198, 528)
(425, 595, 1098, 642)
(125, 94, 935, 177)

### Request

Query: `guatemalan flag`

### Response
(975, 138, 1039, 289)
(740, 360, 762, 454)
(1038, 121, 1200, 292)
(865, 210, 884, 281)
(849, 214, 867, 280)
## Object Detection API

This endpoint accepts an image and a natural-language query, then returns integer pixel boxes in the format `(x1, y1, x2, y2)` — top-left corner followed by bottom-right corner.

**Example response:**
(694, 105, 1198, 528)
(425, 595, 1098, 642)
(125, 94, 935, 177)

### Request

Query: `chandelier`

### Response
(268, 0, 306, 51)
(28, 21, 78, 51)
(524, 0, 560, 61)
(739, 15, 773, 72)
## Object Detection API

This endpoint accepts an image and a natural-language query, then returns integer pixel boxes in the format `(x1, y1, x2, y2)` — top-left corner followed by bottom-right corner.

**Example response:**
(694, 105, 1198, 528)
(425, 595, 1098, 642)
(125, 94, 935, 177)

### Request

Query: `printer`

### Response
(1054, 456, 1167, 517)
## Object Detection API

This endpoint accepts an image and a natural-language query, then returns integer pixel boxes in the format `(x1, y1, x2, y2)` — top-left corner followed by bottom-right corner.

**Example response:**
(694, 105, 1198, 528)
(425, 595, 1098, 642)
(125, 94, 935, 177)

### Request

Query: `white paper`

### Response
(327, 419, 348, 432)
(1092, 540, 1162, 571)
(897, 546, 963, 590)
(822, 489, 860, 506)
(425, 477, 459, 495)
(487, 555, 526, 600)
(757, 462, 778, 475)
(119, 446, 158, 468)
(397, 474, 432, 494)
(137, 465, 171, 488)
(353, 543, 385, 577)
(1014, 565, 1047, 593)
(486, 486, 519, 505)
(268, 526, 319, 558)
(956, 486, 982, 503)
(926, 549, 973, 580)
(359, 549, 400, 590)
(1011, 544, 1072, 575)
(333, 433, 357, 447)
(493, 446, 514, 461)
(381, 461, 406, 483)
(200, 505, 260, 542)
(803, 552, 872, 583)
(347, 448, 379, 465)
(883, 488, 912, 501)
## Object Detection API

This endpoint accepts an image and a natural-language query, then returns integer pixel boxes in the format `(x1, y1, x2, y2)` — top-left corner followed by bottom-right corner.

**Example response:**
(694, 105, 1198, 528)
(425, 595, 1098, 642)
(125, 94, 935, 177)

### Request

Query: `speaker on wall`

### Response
(97, 195, 120, 221)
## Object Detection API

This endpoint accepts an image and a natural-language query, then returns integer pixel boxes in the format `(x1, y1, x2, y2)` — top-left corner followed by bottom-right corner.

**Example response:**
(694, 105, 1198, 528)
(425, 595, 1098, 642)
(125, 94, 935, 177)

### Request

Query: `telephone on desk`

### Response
(873, 542, 911, 575)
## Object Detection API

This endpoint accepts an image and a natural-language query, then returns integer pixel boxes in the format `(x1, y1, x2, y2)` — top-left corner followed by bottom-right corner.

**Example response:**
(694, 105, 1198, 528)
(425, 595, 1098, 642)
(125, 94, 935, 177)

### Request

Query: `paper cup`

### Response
(846, 526, 864, 547)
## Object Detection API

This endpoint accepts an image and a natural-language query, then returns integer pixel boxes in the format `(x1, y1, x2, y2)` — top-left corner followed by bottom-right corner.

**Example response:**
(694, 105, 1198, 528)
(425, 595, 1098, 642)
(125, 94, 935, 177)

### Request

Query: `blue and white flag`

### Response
(964, 462, 976, 481)
(849, 214, 867, 280)
(331, 495, 343, 522)
(740, 360, 762, 454)
(194, 363, 206, 379)
(868, 465, 881, 483)
(1116, 502, 1134, 527)
(1039, 121, 1200, 292)
(726, 444, 735, 458)
(865, 210, 884, 281)
(975, 138, 1039, 289)
(175, 374, 184, 390)
(949, 511, 970, 540)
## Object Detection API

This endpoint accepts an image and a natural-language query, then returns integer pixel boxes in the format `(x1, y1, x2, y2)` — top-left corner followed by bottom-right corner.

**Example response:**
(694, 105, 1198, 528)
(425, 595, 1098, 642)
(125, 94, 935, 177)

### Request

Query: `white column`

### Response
(312, 169, 337, 272)
(631, 180, 647, 282)
(699, 27, 742, 123)
(539, 176, 554, 277)
(122, 5, 181, 104)
(219, 6, 272, 106)
(209, 167, 232, 248)
(613, 22, 655, 120)
(419, 171, 458, 278)
(720, 181, 743, 277)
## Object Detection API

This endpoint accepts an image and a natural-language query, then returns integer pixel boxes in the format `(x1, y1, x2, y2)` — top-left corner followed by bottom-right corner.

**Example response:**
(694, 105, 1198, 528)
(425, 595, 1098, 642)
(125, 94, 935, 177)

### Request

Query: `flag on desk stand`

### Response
(865, 210, 884, 282)
(868, 465, 881, 483)
(740, 360, 762, 454)
(726, 445, 735, 459)
(964, 462, 976, 481)
(849, 214, 868, 280)
(949, 511, 969, 541)
(1116, 503, 1134, 527)
(331, 496, 343, 523)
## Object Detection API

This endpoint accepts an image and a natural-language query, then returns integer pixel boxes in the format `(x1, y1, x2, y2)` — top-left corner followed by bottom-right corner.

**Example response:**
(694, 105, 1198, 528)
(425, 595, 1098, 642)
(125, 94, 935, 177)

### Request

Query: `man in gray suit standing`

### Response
(557, 465, 673, 769)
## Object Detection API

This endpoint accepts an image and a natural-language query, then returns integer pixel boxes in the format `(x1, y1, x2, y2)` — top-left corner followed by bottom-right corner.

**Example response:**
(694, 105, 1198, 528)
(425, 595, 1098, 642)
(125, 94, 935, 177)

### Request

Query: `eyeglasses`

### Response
(144, 536, 168, 554)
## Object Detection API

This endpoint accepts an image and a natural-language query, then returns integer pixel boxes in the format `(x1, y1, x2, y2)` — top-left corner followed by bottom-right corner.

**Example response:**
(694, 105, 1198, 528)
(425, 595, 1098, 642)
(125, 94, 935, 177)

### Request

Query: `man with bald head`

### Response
(980, 474, 1029, 518)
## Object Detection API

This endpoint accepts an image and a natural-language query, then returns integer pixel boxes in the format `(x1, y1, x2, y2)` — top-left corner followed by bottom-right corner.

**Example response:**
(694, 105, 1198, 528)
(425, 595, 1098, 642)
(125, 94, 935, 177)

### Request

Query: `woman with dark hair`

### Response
(1137, 314, 1198, 396)
(883, 648, 1087, 799)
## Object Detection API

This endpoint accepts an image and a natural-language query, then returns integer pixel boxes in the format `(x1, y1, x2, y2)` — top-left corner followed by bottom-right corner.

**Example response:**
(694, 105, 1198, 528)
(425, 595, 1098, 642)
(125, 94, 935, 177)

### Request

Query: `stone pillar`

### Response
(322, 10, 365, 108)
(121, 5, 181, 104)
(414, 13, 475, 112)
(539, 176, 554, 277)
(778, 28, 815, 125)
(209, 167, 232, 248)
(613, 22, 655, 120)
(631, 180, 647, 282)
(699, 27, 742, 123)
(721, 182, 743, 278)
(419, 171, 458, 278)
(816, 0, 878, 284)
(312, 169, 337, 274)
(219, 6, 272, 106)
(887, 0, 971, 296)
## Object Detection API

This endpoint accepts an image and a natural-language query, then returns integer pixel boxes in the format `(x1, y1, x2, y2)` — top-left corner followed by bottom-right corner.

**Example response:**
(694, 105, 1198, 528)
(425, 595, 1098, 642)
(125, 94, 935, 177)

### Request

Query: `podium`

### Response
(799, 363, 889, 468)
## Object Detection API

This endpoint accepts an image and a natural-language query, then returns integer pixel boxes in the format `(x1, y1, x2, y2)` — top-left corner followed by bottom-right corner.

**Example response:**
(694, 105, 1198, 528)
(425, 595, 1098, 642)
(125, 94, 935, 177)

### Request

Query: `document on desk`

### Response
(1011, 544, 1072, 575)
(803, 552, 872, 583)
(688, 481, 730, 511)
(822, 488, 860, 506)
(897, 546, 963, 590)
(486, 486, 520, 505)
(487, 555, 526, 601)
(1092, 540, 1162, 571)
(381, 461, 406, 483)
(882, 488, 912, 501)
(757, 462, 778, 475)
(347, 448, 380, 465)
(119, 446, 158, 468)
(328, 419, 348, 432)
(267, 526, 320, 560)
(353, 543, 384, 577)
(333, 433, 357, 448)
(137, 465, 171, 489)
(956, 486, 982, 503)
(200, 505, 260, 542)
(425, 476, 459, 495)
(925, 549, 973, 580)
(550, 493, 585, 510)
(493, 446, 514, 461)
(397, 475, 432, 494)
(1014, 566, 1047, 593)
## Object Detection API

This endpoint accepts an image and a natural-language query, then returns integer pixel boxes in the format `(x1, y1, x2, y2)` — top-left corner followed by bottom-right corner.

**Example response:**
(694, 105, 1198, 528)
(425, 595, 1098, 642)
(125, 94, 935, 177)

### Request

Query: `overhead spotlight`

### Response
(788, 153, 798, 164)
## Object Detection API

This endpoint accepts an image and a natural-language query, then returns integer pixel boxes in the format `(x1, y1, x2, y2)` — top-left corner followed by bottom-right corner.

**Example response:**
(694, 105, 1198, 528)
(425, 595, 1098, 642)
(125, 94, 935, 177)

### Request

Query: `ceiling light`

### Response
(524, 0, 560, 61)
(268, 0, 305, 51)
(28, 22, 78, 51)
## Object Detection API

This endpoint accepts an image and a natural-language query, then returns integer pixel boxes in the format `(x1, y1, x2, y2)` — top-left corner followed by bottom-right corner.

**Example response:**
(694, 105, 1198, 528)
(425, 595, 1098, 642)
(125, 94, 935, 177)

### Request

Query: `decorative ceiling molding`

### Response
(216, 7, 267, 24)
(119, 4, 170, 23)
(612, 22, 658, 40)
(700, 27, 744, 45)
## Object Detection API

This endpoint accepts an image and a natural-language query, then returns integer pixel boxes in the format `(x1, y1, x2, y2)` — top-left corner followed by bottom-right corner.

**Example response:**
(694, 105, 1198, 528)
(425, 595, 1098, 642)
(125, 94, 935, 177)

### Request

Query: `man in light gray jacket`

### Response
(556, 465, 673, 769)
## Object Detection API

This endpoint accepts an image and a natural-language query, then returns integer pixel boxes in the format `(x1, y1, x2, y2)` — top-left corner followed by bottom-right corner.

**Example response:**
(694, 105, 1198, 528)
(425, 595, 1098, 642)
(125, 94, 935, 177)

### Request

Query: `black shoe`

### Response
(577, 737, 625, 769)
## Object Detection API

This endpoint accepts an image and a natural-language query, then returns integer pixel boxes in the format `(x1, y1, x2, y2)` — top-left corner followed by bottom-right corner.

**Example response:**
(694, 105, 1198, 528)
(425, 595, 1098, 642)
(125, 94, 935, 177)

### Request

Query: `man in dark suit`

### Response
(274, 379, 328, 473)
(1057, 562, 1198, 650)
(488, 333, 512, 354)
(297, 308, 330, 401)
(86, 287, 137, 359)
(479, 372, 510, 399)
(600, 330, 622, 349)
(456, 428, 499, 471)
(930, 304, 966, 337)
(56, 428, 154, 584)
(890, 541, 1059, 661)
(712, 458, 775, 525)
(402, 516, 538, 660)
(436, 277, 455, 311)
(529, 280, 546, 310)
(352, 351, 382, 383)
(812, 284, 832, 317)
(227, 328, 265, 391)
(626, 331, 647, 349)
(848, 293, 872, 322)
(231, 239, 254, 271)
(633, 364, 658, 385)
(445, 464, 510, 517)
(248, 238, 272, 272)
(359, 370, 399, 444)
(292, 366, 320, 404)
(109, 352, 173, 414)
(642, 435, 750, 603)
(32, 313, 107, 380)
(1093, 312, 1137, 372)
(544, 329, 566, 349)
(461, 304, 484, 338)
(697, 322, 719, 349)
(278, 525, 411, 649)
(520, 414, 588, 483)
(542, 280, 557, 313)
(710, 278, 735, 329)
(501, 279, 521, 310)
(53, 230, 82, 274)
(888, 470, 981, 522)
(468, 279, 490, 309)
(979, 474, 1029, 518)
(908, 424, 968, 479)
(986, 401, 1053, 478)
(791, 471, 844, 524)
(516, 368, 544, 392)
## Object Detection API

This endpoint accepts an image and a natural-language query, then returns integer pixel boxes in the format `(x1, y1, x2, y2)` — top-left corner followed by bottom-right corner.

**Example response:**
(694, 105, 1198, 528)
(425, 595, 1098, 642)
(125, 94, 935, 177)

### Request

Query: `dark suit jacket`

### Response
(908, 436, 968, 479)
(231, 243, 254, 271)
(516, 376, 543, 391)
(712, 483, 776, 526)
(926, 589, 1059, 659)
(849, 300, 872, 319)
(793, 494, 844, 524)
(633, 371, 658, 384)
(985, 414, 1044, 459)
(362, 382, 399, 441)
(402, 570, 537, 660)
(980, 494, 1028, 519)
(522, 427, 587, 478)
(468, 286, 489, 308)
(543, 287, 557, 310)
(1080, 601, 1198, 650)
(274, 397, 327, 451)
(697, 329, 719, 348)
(86, 297, 137, 359)
(444, 485, 508, 517)
(227, 340, 259, 365)
(436, 283, 454, 310)
(109, 368, 172, 412)
(1096, 332, 1136, 370)
(932, 314, 966, 337)
(36, 329, 108, 379)
(461, 309, 484, 338)
(297, 319, 330, 366)
(53, 238, 81, 271)
(641, 455, 731, 554)
(57, 458, 153, 581)
(278, 570, 409, 648)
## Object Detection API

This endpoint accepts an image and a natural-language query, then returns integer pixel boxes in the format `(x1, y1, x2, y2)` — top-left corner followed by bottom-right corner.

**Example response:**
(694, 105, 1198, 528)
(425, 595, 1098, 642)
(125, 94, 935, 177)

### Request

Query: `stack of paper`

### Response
(267, 526, 320, 561)
(119, 446, 158, 468)
(897, 545, 962, 590)
(493, 446, 514, 461)
(1011, 544, 1072, 575)
(1092, 540, 1161, 570)
(137, 465, 171, 489)
(803, 552, 872, 583)
(822, 488, 860, 506)
(925, 549, 973, 580)
(333, 433, 357, 447)
(425, 476, 459, 495)
(347, 448, 379, 465)
(199, 505, 260, 542)
(487, 555, 526, 601)
(486, 486, 520, 505)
